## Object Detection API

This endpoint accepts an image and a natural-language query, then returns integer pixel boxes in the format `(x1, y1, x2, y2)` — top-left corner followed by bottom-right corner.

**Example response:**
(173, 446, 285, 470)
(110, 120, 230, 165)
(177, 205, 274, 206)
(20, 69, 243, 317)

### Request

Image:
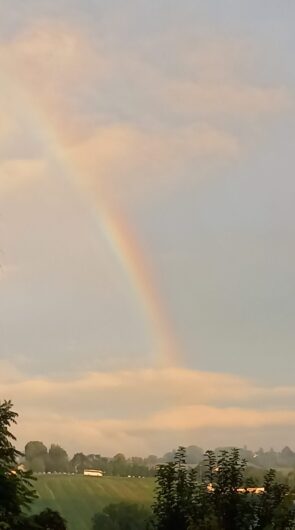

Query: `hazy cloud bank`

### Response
(1, 362, 295, 455)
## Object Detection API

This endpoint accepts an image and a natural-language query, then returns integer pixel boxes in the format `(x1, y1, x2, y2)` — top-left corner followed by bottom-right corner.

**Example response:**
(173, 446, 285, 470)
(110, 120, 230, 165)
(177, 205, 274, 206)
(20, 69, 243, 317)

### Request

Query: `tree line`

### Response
(162, 445, 295, 470)
(23, 441, 295, 477)
(24, 442, 156, 476)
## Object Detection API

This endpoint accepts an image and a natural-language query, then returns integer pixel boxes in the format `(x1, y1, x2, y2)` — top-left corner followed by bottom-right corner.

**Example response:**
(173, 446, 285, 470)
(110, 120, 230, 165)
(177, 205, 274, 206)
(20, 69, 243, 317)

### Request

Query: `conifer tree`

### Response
(0, 400, 36, 527)
(0, 400, 68, 529)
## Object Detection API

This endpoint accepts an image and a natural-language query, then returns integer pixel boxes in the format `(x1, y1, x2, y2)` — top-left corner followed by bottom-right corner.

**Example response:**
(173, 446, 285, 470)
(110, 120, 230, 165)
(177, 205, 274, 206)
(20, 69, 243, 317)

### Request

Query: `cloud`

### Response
(1, 363, 295, 455)
(0, 21, 100, 106)
(142, 34, 292, 117)
(147, 405, 295, 431)
(0, 21, 292, 199)
(165, 82, 291, 117)
(67, 123, 240, 198)
(0, 265, 20, 281)
(0, 20, 104, 150)
(0, 159, 46, 195)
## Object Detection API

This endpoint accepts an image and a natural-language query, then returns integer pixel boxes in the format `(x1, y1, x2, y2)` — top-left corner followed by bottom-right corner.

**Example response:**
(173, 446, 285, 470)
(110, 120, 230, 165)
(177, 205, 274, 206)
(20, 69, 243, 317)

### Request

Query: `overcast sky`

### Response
(1, 1, 295, 455)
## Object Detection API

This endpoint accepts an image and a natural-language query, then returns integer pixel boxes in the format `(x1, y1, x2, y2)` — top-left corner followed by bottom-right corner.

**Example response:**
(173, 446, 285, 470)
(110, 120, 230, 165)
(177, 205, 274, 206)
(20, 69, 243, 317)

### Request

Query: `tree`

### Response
(70, 452, 90, 474)
(153, 447, 190, 530)
(47, 444, 69, 473)
(87, 454, 108, 472)
(25, 441, 48, 473)
(30, 508, 67, 529)
(153, 446, 295, 530)
(255, 469, 295, 530)
(112, 453, 128, 476)
(92, 502, 152, 530)
(203, 448, 253, 530)
(185, 446, 203, 465)
(0, 400, 37, 528)
(145, 455, 158, 466)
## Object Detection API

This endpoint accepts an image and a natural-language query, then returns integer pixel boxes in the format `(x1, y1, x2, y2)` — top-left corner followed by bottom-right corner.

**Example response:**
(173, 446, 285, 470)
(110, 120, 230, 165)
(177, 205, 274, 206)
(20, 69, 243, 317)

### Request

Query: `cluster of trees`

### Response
(71, 452, 155, 477)
(153, 447, 295, 530)
(87, 446, 295, 530)
(23, 441, 295, 478)
(0, 400, 67, 529)
(25, 441, 69, 473)
(92, 503, 152, 530)
(162, 445, 295, 469)
(251, 446, 295, 469)
(24, 443, 156, 476)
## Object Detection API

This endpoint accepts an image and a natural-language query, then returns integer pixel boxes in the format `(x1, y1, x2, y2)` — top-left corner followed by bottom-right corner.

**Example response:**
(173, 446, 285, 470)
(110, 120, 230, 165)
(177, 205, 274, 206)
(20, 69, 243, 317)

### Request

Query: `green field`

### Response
(32, 475, 155, 530)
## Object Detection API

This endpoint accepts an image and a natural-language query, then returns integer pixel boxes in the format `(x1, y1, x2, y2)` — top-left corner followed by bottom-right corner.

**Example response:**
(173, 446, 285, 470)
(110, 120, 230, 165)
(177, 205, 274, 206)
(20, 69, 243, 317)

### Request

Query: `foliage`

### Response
(70, 452, 91, 474)
(23, 441, 295, 477)
(25, 441, 48, 473)
(30, 508, 67, 529)
(92, 502, 152, 530)
(203, 448, 250, 530)
(47, 444, 69, 473)
(25, 441, 70, 474)
(153, 447, 190, 530)
(153, 446, 295, 530)
(69, 451, 155, 477)
(0, 400, 67, 529)
(0, 400, 37, 527)
(255, 469, 295, 530)
(24, 443, 156, 476)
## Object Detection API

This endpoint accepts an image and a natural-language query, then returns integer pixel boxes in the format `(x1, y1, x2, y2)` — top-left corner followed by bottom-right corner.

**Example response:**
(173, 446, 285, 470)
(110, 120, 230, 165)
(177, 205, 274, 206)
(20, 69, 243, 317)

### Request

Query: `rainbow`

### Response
(0, 70, 181, 366)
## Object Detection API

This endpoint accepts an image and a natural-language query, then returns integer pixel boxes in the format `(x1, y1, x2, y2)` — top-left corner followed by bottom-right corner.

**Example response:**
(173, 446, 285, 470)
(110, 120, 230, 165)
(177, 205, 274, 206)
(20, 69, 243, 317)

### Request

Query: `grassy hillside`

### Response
(32, 475, 155, 530)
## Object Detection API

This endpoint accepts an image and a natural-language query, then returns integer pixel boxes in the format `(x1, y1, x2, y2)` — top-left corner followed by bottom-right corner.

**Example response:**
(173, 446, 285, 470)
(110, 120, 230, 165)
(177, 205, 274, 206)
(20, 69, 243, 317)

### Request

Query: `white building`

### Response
(83, 469, 103, 477)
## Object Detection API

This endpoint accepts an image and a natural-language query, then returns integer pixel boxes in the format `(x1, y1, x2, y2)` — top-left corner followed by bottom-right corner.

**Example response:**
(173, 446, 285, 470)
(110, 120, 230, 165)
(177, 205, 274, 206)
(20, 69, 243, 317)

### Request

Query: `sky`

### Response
(1, 0, 295, 456)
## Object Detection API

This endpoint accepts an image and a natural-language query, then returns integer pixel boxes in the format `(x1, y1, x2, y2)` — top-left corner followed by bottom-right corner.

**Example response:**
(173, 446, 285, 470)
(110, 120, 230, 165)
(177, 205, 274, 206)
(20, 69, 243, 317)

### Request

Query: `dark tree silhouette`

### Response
(31, 508, 67, 529)
(0, 400, 36, 527)
(153, 446, 295, 530)
(92, 502, 152, 530)
(0, 400, 67, 529)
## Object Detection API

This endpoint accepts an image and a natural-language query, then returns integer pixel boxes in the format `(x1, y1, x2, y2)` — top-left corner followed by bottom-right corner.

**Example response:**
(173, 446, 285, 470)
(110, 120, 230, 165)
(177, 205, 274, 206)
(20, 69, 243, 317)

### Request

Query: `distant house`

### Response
(10, 463, 27, 475)
(83, 469, 103, 477)
(207, 484, 265, 494)
(237, 487, 265, 494)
